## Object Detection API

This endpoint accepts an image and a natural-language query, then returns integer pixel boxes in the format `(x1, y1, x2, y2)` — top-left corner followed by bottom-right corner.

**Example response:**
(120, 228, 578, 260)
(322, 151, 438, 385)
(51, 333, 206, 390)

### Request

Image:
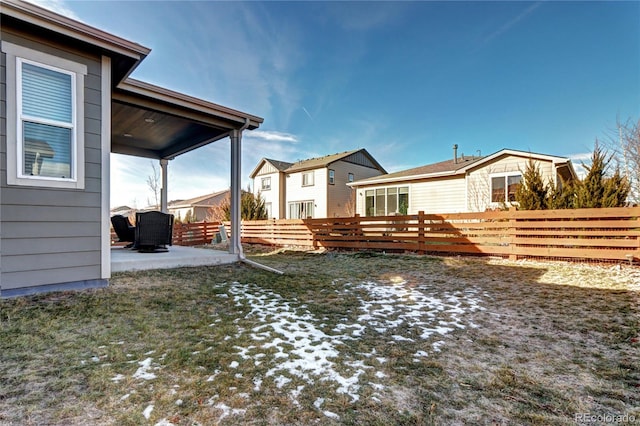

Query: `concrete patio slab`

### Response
(111, 245, 238, 273)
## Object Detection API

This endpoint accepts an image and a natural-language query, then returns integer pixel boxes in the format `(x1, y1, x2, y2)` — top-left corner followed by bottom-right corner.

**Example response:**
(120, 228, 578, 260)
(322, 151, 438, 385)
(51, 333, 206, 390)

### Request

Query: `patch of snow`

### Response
(214, 403, 246, 421)
(144, 350, 156, 355)
(154, 419, 175, 426)
(175, 399, 183, 406)
(222, 278, 485, 405)
(111, 374, 125, 383)
(132, 358, 157, 380)
(324, 410, 340, 420)
(253, 376, 263, 391)
(142, 404, 153, 420)
(120, 393, 130, 401)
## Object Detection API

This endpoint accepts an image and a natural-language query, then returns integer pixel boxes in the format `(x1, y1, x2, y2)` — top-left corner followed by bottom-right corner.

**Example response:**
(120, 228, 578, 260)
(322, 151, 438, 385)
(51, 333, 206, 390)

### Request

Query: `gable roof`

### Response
(251, 148, 387, 178)
(168, 189, 229, 209)
(350, 148, 576, 186)
(285, 149, 385, 173)
(249, 158, 294, 178)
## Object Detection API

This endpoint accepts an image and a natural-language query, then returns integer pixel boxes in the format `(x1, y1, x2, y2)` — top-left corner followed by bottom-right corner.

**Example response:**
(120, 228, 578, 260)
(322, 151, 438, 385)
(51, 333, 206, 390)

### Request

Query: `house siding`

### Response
(466, 155, 555, 211)
(409, 176, 467, 214)
(327, 161, 383, 217)
(286, 169, 328, 218)
(0, 28, 103, 292)
(253, 163, 284, 219)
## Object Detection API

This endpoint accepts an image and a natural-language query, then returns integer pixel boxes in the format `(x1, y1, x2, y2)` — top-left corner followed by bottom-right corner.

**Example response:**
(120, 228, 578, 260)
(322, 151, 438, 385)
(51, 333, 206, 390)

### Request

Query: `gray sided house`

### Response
(1, 0, 262, 297)
(250, 149, 386, 219)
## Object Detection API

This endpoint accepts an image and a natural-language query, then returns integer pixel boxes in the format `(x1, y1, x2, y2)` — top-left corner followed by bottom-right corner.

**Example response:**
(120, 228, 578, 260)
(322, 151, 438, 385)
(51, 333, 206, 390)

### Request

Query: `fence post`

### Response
(418, 211, 425, 254)
(508, 207, 517, 261)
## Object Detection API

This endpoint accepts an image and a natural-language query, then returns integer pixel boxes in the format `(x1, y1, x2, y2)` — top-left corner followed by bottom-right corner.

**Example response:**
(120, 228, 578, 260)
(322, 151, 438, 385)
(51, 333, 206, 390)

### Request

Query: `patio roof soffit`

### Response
(112, 79, 263, 160)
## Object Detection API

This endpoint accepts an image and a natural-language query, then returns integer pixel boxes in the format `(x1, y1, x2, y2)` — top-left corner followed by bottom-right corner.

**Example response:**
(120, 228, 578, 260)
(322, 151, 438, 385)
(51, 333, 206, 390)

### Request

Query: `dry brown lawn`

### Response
(1, 249, 638, 425)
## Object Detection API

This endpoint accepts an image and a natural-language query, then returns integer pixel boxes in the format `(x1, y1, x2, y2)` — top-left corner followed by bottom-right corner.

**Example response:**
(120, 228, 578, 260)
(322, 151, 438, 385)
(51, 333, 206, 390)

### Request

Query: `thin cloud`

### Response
(483, 2, 542, 45)
(247, 131, 299, 143)
(302, 107, 314, 121)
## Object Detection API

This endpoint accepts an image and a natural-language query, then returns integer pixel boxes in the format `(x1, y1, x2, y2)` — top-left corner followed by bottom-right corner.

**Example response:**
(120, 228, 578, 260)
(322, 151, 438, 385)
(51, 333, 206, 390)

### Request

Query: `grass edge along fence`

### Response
(226, 206, 640, 263)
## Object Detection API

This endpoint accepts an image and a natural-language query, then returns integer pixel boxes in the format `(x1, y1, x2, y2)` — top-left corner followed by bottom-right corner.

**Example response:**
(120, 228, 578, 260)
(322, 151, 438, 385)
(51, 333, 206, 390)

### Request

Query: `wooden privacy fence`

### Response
(234, 207, 640, 262)
(172, 221, 223, 246)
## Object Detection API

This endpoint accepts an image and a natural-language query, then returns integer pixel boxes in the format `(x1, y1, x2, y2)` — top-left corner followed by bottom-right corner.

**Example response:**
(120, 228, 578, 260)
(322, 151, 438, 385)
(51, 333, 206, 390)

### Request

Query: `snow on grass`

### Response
(132, 357, 157, 380)
(105, 277, 485, 421)
(142, 404, 153, 419)
(226, 279, 486, 404)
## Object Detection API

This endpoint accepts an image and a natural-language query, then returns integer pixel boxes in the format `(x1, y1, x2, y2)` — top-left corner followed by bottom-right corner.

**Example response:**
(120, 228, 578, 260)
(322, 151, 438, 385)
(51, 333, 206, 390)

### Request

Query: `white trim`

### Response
(101, 56, 111, 279)
(363, 184, 410, 216)
(349, 149, 573, 187)
(302, 171, 315, 187)
(2, 41, 87, 189)
(489, 171, 522, 205)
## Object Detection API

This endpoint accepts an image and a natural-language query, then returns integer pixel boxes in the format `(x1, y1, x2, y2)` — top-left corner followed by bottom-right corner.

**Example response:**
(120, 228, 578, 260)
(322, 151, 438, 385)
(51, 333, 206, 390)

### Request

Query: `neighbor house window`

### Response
(302, 171, 314, 186)
(365, 186, 409, 216)
(328, 169, 335, 185)
(261, 176, 271, 191)
(348, 173, 354, 182)
(491, 174, 522, 203)
(2, 41, 87, 189)
(288, 200, 314, 219)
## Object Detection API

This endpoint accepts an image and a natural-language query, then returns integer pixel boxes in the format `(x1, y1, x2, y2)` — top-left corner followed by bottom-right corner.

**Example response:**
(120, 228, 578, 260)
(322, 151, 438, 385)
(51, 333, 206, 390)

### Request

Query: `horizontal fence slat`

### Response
(159, 207, 640, 262)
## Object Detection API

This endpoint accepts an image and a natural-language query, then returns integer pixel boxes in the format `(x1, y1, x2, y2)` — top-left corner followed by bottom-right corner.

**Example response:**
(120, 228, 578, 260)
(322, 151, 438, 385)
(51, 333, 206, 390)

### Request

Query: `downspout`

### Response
(232, 118, 284, 275)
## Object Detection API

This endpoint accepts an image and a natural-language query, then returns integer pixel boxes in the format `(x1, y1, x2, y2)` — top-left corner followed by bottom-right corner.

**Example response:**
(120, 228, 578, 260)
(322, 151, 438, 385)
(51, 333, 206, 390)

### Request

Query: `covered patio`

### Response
(108, 78, 263, 272)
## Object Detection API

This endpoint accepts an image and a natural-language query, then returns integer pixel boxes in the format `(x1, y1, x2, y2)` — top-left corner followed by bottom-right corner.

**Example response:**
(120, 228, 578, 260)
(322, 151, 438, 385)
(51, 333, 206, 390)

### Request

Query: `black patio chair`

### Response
(135, 211, 174, 252)
(110, 215, 136, 248)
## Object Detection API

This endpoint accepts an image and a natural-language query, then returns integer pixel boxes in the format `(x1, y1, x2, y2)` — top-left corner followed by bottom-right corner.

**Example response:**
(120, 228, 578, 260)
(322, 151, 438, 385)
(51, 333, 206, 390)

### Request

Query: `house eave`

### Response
(1, 0, 150, 70)
(348, 169, 464, 187)
(119, 79, 264, 130)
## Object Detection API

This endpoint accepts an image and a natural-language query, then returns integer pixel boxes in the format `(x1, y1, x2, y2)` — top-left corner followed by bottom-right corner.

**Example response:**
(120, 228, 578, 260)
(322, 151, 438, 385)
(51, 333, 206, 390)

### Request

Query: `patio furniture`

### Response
(135, 211, 174, 252)
(110, 215, 136, 248)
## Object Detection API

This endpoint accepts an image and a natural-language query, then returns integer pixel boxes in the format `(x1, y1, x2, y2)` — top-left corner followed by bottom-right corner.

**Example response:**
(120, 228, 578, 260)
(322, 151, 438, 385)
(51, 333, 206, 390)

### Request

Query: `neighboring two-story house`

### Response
(348, 147, 577, 216)
(250, 149, 386, 219)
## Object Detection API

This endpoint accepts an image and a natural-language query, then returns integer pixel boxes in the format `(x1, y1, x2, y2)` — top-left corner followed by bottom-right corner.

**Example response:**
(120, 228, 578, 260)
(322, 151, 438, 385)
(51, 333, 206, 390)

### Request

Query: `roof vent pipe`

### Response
(453, 144, 458, 164)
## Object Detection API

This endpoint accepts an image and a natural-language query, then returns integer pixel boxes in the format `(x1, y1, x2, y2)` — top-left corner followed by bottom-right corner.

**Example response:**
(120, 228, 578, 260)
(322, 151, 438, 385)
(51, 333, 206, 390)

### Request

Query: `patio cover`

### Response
(110, 78, 263, 255)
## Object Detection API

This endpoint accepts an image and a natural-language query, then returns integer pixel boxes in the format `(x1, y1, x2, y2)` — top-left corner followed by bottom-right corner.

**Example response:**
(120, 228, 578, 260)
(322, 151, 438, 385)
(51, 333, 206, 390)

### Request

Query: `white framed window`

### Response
(302, 171, 314, 187)
(364, 186, 409, 216)
(261, 176, 271, 191)
(288, 200, 314, 219)
(348, 172, 354, 183)
(264, 202, 272, 219)
(2, 41, 87, 189)
(328, 169, 335, 185)
(491, 173, 522, 203)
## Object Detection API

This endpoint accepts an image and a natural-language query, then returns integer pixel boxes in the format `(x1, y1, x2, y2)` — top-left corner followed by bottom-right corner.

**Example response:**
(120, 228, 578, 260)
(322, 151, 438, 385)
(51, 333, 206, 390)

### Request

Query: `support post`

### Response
(230, 129, 242, 254)
(160, 158, 169, 213)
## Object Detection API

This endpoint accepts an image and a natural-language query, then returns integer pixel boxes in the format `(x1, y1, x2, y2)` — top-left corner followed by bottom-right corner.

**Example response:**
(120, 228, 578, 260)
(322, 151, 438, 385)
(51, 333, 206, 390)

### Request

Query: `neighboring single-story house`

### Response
(1, 0, 263, 297)
(168, 189, 229, 222)
(348, 147, 578, 216)
(250, 149, 387, 219)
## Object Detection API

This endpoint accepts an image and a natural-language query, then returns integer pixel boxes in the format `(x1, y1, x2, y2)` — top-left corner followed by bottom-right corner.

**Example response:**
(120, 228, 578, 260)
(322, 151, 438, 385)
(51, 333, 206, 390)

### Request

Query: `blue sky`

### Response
(32, 1, 640, 208)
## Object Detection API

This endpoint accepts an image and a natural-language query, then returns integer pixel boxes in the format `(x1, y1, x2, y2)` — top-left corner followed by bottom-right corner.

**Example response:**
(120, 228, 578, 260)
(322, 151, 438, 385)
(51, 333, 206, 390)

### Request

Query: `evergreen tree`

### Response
(514, 159, 549, 210)
(575, 142, 609, 208)
(574, 141, 629, 208)
(547, 178, 576, 209)
(602, 166, 630, 207)
(209, 187, 268, 221)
